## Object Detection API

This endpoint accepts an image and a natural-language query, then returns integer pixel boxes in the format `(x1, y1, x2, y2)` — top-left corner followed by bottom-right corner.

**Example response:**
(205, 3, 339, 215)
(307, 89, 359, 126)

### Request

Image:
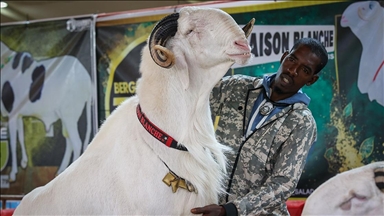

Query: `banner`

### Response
(233, 25, 335, 69)
(96, 0, 384, 198)
(96, 21, 153, 121)
(0, 16, 98, 195)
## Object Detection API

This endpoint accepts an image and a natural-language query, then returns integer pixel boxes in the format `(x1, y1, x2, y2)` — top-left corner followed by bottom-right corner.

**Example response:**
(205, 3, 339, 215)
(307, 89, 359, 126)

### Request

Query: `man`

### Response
(191, 38, 328, 215)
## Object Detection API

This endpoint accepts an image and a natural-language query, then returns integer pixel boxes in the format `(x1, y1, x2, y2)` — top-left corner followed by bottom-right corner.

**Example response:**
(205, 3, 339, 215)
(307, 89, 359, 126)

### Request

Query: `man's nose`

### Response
(287, 65, 298, 77)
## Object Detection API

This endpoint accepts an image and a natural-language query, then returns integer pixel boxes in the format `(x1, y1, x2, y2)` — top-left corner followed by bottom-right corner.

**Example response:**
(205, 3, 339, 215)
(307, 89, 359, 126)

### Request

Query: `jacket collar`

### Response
(243, 78, 263, 136)
(242, 79, 307, 136)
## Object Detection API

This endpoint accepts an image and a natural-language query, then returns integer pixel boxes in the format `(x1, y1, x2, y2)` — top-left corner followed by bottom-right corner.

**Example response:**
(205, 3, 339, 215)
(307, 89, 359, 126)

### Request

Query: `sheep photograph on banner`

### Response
(340, 1, 383, 106)
(0, 17, 98, 195)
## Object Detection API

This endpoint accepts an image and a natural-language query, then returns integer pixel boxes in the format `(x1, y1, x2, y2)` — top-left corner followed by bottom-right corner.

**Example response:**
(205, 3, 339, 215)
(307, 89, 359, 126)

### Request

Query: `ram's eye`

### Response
(187, 29, 193, 34)
(369, 2, 374, 10)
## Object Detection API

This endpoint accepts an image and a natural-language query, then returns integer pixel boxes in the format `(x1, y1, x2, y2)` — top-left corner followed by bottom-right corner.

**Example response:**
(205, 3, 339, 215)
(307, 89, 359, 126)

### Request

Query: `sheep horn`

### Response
(242, 18, 255, 38)
(374, 166, 384, 193)
(148, 13, 179, 68)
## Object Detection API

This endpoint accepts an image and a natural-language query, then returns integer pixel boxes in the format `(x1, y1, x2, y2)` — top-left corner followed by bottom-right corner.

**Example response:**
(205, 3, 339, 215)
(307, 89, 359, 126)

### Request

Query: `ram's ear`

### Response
(174, 50, 189, 90)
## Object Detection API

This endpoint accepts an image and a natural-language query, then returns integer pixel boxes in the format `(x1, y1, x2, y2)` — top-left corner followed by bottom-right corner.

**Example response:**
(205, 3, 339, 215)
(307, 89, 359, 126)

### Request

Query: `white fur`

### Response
(13, 6, 252, 215)
(340, 1, 384, 106)
(0, 42, 92, 182)
(302, 161, 384, 215)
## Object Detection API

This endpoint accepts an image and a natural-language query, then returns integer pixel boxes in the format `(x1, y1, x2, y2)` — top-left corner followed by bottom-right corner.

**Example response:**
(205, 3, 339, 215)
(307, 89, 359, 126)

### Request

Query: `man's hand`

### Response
(191, 204, 226, 216)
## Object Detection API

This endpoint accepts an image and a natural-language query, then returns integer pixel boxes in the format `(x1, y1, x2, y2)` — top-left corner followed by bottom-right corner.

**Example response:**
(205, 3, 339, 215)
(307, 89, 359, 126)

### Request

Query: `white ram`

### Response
(0, 41, 93, 182)
(302, 161, 384, 215)
(14, 6, 254, 215)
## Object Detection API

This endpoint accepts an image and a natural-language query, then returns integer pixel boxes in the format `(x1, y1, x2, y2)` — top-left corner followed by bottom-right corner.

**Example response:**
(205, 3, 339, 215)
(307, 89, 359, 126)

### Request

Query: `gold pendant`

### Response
(162, 171, 197, 194)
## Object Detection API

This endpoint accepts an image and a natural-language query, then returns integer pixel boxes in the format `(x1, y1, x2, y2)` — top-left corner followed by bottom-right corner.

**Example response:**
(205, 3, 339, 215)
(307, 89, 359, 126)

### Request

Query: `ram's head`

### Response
(148, 7, 254, 69)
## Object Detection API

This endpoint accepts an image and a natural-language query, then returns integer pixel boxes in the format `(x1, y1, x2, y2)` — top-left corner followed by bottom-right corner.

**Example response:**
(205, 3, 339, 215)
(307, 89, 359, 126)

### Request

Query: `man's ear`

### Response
(306, 74, 319, 86)
(280, 50, 289, 63)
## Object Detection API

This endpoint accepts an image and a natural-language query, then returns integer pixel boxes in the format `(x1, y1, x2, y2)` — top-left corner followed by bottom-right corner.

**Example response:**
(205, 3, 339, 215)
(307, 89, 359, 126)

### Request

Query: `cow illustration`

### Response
(340, 1, 384, 106)
(0, 41, 92, 182)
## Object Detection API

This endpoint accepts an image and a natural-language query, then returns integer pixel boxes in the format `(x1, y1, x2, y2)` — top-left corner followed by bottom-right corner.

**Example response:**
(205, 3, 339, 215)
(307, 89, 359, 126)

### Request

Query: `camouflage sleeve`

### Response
(210, 75, 241, 119)
(210, 77, 226, 119)
(210, 75, 259, 119)
(232, 109, 317, 215)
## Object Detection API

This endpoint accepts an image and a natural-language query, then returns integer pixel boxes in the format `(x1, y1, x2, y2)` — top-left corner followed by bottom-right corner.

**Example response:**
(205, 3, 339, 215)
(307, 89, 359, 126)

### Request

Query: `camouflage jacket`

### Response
(210, 75, 317, 215)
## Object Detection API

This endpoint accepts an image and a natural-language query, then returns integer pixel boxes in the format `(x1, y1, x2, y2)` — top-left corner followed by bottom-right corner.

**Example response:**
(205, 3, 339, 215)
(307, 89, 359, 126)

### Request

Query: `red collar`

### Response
(373, 60, 383, 81)
(136, 104, 188, 151)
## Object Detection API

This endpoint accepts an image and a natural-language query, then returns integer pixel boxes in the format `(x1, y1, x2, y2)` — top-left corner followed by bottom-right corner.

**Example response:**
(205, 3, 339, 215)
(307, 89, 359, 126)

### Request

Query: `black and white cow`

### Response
(0, 41, 92, 182)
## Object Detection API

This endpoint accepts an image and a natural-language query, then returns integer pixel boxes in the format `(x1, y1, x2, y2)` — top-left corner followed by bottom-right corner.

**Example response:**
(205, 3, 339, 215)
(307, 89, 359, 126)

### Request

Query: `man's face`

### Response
(272, 45, 321, 98)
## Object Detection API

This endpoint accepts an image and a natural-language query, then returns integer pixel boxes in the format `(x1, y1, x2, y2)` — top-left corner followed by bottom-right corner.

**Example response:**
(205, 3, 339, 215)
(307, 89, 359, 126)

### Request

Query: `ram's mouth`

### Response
(228, 52, 251, 57)
(339, 193, 368, 211)
(227, 52, 251, 65)
(228, 52, 252, 63)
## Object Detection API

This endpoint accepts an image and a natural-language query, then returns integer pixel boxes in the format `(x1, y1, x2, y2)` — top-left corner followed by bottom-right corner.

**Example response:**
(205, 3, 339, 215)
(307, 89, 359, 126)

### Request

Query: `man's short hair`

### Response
(291, 38, 328, 74)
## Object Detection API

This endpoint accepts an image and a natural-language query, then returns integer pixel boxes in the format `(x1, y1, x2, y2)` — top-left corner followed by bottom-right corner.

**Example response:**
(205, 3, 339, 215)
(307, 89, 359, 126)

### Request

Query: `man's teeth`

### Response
(283, 77, 289, 83)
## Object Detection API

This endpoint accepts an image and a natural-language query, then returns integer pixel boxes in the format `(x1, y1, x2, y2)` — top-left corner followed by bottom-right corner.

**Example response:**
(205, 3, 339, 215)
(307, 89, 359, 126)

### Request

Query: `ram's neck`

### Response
(136, 65, 227, 147)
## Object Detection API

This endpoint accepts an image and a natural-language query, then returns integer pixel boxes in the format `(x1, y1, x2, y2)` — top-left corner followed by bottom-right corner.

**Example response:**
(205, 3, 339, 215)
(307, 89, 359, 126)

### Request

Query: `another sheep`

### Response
(13, 6, 254, 215)
(302, 161, 384, 215)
